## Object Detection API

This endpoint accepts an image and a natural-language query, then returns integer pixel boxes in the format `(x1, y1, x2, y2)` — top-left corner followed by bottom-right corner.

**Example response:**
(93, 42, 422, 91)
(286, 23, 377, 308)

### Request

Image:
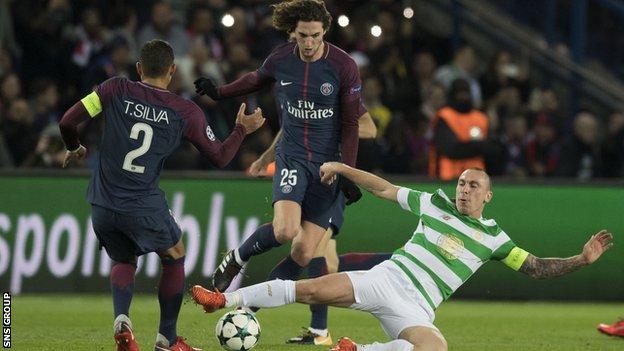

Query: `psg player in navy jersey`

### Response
(192, 0, 365, 301)
(59, 39, 265, 351)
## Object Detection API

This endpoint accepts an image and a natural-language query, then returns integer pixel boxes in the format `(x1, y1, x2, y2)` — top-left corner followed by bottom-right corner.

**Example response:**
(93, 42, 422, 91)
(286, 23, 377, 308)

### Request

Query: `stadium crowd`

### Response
(0, 0, 622, 179)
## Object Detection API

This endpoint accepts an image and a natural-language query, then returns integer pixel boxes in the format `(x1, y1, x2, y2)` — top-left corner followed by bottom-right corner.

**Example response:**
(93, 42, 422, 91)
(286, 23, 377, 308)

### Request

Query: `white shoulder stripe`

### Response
(397, 187, 411, 211)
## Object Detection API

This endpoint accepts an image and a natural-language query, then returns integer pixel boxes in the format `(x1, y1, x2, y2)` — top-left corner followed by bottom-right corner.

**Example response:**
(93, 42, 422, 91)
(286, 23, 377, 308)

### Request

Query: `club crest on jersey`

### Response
(205, 126, 215, 141)
(442, 214, 452, 221)
(436, 233, 464, 260)
(320, 82, 334, 96)
(473, 231, 485, 242)
(281, 185, 293, 194)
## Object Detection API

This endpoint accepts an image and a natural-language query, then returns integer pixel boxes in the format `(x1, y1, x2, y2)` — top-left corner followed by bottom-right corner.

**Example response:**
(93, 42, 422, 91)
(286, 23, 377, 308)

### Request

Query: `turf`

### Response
(11, 295, 624, 350)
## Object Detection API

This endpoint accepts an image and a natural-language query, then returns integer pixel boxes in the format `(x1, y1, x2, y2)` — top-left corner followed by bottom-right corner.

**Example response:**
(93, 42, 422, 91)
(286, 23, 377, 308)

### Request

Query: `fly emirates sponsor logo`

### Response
(286, 100, 334, 119)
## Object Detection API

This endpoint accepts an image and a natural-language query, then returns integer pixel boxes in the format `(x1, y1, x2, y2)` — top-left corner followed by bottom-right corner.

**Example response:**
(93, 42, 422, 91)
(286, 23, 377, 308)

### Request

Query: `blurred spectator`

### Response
(21, 124, 67, 168)
(177, 38, 225, 93)
(499, 115, 528, 177)
(0, 73, 21, 110)
(528, 87, 563, 132)
(435, 45, 482, 108)
(429, 78, 490, 180)
(137, 2, 189, 57)
(480, 50, 529, 103)
(419, 82, 446, 122)
(70, 7, 108, 69)
(3, 99, 37, 166)
(600, 112, 624, 177)
(485, 85, 523, 134)
(525, 114, 558, 177)
(555, 111, 602, 179)
(362, 77, 392, 138)
(413, 51, 438, 104)
(84, 37, 137, 90)
(186, 5, 225, 61)
(30, 78, 61, 133)
(0, 48, 12, 78)
(0, 0, 20, 59)
(108, 5, 139, 60)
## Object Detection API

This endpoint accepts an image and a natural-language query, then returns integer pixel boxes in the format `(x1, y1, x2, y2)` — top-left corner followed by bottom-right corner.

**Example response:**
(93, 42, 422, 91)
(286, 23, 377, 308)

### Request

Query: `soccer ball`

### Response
(215, 309, 261, 351)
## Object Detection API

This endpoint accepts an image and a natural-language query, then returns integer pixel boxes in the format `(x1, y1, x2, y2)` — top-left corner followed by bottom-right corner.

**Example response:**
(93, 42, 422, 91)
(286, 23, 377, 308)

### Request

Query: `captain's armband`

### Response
(502, 247, 530, 271)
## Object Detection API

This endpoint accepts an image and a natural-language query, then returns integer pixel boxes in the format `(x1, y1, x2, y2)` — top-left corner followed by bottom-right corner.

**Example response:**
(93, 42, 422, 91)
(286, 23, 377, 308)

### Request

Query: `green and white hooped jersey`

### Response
(391, 187, 529, 312)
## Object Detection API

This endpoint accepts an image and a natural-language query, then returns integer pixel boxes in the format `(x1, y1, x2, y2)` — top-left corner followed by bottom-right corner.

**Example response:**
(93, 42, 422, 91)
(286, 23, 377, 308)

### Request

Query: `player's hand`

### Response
(194, 77, 221, 100)
(320, 162, 340, 185)
(581, 230, 613, 264)
(236, 103, 265, 135)
(62, 145, 87, 168)
(338, 176, 362, 205)
(248, 157, 269, 177)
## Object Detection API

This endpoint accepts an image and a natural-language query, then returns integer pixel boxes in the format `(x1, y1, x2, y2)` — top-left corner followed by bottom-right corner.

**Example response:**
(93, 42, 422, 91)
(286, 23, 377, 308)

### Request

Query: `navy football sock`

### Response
(338, 253, 392, 272)
(307, 257, 329, 330)
(267, 255, 304, 281)
(237, 223, 281, 262)
(110, 262, 136, 318)
(158, 256, 185, 346)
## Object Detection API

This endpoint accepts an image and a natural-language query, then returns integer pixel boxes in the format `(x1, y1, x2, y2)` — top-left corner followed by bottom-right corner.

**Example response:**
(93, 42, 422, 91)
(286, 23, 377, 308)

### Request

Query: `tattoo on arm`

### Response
(518, 254, 587, 279)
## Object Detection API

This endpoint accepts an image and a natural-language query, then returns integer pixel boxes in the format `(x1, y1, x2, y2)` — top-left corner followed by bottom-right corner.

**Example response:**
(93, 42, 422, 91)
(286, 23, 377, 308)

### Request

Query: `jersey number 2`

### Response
(123, 122, 153, 174)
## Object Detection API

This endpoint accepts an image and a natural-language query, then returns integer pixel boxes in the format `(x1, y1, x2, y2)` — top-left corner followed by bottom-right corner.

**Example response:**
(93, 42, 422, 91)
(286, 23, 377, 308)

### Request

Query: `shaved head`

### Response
(455, 168, 493, 218)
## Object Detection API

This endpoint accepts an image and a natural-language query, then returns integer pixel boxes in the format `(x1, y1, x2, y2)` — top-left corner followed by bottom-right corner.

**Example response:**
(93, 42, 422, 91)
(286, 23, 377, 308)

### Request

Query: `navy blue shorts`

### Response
(328, 193, 346, 237)
(272, 153, 340, 229)
(91, 205, 182, 262)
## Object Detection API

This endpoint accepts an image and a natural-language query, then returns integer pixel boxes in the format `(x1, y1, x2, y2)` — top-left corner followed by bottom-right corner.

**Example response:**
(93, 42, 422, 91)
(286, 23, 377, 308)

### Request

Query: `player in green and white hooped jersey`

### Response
(191, 166, 613, 351)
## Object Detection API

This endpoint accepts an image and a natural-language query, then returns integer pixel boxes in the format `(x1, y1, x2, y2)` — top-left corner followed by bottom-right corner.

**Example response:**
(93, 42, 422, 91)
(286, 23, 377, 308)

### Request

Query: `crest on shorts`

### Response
(281, 185, 293, 194)
(205, 126, 216, 141)
(320, 82, 334, 96)
(436, 233, 464, 260)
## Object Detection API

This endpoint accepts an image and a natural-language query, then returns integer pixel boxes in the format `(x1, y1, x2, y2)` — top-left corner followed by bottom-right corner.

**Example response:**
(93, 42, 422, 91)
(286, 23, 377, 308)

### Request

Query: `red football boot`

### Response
(330, 337, 357, 351)
(114, 321, 140, 351)
(191, 285, 226, 313)
(155, 336, 202, 351)
(598, 319, 624, 337)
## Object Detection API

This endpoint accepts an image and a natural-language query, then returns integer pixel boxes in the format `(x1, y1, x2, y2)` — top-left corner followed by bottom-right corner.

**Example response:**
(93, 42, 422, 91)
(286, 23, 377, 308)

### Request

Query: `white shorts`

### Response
(345, 260, 438, 339)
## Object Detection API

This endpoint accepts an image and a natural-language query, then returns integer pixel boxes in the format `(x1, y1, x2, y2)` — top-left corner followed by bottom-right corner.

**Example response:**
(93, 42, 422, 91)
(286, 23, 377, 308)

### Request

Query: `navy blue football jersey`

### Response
(84, 77, 245, 215)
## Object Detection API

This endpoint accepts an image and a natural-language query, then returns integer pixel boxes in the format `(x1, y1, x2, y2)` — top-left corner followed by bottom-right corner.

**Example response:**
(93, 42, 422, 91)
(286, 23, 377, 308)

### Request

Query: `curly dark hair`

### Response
(272, 0, 332, 34)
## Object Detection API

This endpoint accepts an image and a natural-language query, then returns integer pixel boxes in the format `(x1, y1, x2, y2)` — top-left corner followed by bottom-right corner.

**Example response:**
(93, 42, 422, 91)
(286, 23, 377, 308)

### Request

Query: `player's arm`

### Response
(185, 103, 265, 168)
(357, 112, 377, 139)
(320, 162, 399, 203)
(195, 71, 274, 100)
(58, 90, 108, 167)
(248, 129, 282, 176)
(515, 230, 613, 279)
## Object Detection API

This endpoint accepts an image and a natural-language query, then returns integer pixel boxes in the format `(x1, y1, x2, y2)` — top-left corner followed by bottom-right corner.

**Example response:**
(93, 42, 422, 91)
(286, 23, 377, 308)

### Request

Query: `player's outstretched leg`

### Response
(192, 279, 297, 312)
(111, 261, 138, 351)
(212, 223, 281, 291)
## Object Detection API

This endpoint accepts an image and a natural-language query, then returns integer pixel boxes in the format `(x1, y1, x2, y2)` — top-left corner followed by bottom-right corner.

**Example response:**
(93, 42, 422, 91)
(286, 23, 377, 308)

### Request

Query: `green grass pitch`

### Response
(12, 295, 624, 350)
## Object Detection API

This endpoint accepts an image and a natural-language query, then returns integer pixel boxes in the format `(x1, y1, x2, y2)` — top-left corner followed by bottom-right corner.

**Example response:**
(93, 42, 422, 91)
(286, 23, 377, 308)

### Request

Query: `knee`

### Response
(290, 245, 314, 267)
(273, 221, 298, 244)
(411, 336, 447, 351)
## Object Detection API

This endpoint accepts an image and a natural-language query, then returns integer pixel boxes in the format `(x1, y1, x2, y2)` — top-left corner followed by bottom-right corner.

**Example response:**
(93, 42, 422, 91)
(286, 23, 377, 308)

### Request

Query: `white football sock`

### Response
(224, 279, 296, 308)
(358, 339, 414, 351)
